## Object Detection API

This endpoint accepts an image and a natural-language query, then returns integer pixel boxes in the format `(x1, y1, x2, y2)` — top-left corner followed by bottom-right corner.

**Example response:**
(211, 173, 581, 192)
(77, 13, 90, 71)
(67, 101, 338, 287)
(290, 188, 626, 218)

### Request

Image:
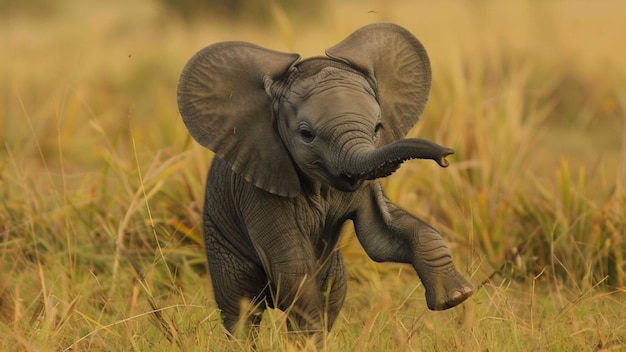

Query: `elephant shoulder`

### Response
(207, 156, 235, 189)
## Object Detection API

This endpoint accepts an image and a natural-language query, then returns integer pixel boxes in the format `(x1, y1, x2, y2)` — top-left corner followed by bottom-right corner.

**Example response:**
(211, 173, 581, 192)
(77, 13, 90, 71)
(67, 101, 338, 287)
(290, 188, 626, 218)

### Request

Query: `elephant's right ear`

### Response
(177, 42, 302, 197)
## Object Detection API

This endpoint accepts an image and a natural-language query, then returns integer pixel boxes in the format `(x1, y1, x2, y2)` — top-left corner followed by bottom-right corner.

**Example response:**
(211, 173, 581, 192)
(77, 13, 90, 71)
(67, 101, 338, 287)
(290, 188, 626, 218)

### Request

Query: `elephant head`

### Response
(178, 23, 453, 196)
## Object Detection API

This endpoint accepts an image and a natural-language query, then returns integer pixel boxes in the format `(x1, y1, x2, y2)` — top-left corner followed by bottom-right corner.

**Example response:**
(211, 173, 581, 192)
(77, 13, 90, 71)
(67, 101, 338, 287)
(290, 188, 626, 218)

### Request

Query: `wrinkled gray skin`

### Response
(177, 23, 473, 339)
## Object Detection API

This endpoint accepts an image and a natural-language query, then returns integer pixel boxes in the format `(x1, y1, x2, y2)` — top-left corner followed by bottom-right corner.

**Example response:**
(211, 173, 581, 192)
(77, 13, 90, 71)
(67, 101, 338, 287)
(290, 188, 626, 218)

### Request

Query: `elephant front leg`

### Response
(204, 225, 270, 337)
(353, 183, 473, 310)
(249, 235, 329, 337)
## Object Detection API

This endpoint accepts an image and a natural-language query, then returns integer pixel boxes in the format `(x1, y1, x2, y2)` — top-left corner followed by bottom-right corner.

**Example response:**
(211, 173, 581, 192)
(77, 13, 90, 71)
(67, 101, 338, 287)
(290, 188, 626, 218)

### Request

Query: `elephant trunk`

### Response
(340, 138, 454, 181)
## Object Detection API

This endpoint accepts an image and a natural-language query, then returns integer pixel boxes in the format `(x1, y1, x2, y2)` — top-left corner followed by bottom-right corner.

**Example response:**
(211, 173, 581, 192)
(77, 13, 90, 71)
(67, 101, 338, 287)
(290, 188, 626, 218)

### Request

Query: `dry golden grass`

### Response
(1, 0, 625, 350)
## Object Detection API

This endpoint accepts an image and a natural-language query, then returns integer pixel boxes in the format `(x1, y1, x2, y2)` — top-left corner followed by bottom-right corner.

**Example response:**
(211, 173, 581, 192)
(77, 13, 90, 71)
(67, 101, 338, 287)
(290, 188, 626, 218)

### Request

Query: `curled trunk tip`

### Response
(437, 147, 455, 168)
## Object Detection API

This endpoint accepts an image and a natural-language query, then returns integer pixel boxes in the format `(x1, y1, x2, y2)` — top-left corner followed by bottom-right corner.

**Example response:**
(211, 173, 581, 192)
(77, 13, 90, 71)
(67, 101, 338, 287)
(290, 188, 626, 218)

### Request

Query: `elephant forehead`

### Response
(285, 68, 379, 122)
(298, 87, 380, 122)
(288, 66, 375, 99)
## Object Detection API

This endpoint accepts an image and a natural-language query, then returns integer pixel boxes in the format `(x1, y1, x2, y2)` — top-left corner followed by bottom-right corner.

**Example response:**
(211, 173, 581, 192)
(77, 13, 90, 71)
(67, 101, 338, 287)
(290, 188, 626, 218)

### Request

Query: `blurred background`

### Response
(2, 0, 624, 173)
(1, 0, 625, 350)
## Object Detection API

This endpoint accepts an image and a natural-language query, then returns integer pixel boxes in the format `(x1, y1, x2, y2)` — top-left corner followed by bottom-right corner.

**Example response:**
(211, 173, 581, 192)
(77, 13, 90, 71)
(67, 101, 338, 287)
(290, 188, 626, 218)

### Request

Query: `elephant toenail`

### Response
(450, 290, 462, 300)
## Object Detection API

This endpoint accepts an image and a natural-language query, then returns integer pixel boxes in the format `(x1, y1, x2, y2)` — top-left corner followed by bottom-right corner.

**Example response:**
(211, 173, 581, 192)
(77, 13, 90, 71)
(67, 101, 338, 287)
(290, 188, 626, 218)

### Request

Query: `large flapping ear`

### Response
(177, 42, 301, 197)
(326, 23, 432, 144)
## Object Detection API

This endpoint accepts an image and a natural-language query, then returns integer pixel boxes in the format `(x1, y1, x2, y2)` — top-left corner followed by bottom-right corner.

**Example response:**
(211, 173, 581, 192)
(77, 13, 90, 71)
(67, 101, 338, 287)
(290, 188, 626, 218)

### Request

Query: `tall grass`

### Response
(1, 0, 625, 350)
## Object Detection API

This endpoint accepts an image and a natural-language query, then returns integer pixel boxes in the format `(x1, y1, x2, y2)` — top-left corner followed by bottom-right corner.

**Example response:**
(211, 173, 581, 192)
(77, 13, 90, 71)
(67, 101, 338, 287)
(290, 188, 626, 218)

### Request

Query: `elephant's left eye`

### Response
(299, 128, 316, 143)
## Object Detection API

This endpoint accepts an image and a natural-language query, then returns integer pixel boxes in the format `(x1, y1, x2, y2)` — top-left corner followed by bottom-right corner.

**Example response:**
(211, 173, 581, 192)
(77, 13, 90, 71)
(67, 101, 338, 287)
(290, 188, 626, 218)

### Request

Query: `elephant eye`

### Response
(299, 128, 316, 143)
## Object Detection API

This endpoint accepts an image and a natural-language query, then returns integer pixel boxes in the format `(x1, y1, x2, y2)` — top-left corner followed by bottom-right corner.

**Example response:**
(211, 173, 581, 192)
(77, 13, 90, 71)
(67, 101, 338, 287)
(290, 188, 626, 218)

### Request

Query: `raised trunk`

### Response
(340, 138, 454, 180)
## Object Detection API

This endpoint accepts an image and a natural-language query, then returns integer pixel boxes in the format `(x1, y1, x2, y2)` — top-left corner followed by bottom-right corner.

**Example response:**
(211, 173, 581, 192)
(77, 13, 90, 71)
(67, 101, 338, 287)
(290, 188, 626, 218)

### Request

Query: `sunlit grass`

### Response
(1, 0, 625, 350)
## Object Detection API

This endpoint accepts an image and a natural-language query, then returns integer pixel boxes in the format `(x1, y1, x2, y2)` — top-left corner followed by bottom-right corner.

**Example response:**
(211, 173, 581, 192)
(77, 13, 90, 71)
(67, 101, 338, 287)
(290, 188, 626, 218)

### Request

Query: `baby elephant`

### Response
(177, 23, 473, 338)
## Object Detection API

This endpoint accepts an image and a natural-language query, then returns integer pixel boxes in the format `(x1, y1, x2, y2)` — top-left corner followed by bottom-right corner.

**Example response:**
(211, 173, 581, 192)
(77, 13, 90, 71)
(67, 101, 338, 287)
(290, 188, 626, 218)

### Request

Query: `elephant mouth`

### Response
(311, 161, 364, 192)
(334, 174, 363, 192)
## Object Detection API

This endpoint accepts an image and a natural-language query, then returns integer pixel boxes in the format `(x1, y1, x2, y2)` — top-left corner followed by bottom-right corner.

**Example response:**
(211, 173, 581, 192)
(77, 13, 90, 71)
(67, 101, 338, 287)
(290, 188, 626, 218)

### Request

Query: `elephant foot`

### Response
(424, 269, 473, 310)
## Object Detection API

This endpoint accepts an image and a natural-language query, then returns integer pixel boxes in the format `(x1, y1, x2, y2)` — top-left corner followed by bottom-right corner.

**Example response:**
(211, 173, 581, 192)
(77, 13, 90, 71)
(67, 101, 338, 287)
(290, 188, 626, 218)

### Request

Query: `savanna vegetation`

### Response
(1, 0, 624, 350)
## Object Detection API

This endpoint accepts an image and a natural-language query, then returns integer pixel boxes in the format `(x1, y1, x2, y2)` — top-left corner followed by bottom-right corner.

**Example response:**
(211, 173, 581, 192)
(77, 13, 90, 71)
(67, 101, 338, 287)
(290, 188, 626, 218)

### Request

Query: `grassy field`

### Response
(1, 0, 625, 350)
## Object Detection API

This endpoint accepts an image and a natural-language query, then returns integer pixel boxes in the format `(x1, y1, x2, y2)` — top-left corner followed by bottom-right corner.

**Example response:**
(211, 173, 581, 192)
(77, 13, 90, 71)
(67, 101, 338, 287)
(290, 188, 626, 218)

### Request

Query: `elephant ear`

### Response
(326, 23, 431, 144)
(177, 42, 302, 197)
